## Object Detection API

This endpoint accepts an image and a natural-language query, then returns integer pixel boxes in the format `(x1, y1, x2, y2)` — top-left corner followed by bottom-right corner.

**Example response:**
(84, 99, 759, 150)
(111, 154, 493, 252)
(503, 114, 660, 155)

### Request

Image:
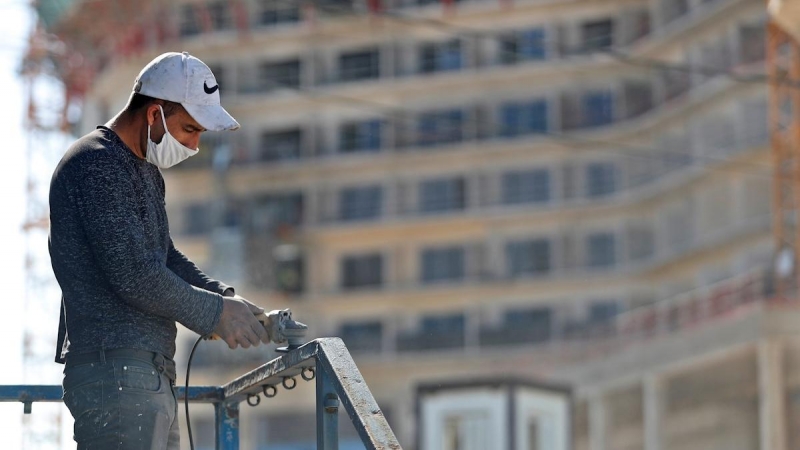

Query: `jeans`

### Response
(62, 351, 180, 450)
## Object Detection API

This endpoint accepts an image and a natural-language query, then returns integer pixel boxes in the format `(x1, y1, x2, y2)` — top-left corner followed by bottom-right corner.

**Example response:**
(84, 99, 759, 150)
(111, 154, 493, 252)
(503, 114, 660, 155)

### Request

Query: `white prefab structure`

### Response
(419, 379, 571, 450)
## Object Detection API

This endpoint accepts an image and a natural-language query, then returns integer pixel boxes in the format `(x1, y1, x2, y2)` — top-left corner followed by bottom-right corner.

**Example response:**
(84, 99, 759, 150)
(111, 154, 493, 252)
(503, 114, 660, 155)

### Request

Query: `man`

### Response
(49, 51, 268, 449)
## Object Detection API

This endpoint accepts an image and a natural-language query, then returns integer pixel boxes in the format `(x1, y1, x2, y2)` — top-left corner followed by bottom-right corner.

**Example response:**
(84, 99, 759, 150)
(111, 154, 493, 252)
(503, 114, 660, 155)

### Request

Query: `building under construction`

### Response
(24, 0, 800, 449)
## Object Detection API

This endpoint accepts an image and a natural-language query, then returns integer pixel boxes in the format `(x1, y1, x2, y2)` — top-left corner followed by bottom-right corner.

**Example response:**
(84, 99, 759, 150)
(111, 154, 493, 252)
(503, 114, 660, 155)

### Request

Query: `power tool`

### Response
(207, 308, 308, 350)
(186, 308, 308, 450)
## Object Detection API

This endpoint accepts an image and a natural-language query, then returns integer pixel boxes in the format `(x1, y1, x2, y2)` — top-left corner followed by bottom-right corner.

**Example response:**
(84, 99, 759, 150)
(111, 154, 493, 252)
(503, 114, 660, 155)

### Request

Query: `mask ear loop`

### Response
(147, 105, 170, 148)
(157, 104, 169, 136)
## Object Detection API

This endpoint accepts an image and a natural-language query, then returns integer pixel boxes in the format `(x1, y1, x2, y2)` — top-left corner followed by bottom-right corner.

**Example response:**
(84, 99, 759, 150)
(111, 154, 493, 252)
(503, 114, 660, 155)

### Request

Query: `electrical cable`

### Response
(185, 335, 205, 450)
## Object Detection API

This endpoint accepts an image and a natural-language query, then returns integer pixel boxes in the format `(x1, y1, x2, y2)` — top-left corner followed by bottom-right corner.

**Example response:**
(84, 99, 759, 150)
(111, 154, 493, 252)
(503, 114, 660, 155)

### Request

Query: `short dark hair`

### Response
(126, 93, 182, 118)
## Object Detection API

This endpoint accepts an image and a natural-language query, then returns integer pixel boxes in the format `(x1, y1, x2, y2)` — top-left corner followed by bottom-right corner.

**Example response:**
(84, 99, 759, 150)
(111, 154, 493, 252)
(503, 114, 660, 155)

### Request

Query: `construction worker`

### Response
(48, 51, 269, 449)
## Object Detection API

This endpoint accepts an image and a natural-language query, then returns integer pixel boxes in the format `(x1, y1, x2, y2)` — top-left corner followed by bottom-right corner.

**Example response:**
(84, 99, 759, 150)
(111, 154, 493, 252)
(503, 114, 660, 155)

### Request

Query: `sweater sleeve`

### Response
(72, 156, 223, 336)
(167, 238, 233, 296)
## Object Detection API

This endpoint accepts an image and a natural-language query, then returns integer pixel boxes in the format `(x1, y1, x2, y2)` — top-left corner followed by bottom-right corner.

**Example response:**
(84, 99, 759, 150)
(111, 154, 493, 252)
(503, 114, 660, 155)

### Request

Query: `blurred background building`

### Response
(23, 0, 800, 449)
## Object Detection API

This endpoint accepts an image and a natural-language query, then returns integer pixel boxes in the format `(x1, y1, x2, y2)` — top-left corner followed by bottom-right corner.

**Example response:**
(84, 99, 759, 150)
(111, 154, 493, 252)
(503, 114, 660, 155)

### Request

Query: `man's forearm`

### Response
(167, 240, 233, 295)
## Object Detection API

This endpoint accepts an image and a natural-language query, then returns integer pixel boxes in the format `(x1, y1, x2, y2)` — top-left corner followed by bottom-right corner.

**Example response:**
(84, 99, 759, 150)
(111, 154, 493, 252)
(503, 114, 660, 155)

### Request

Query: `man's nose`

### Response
(184, 134, 201, 150)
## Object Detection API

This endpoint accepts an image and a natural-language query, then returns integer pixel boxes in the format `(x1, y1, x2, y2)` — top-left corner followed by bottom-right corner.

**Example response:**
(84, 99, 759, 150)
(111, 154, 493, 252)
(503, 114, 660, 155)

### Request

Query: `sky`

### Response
(0, 0, 31, 444)
(0, 0, 69, 446)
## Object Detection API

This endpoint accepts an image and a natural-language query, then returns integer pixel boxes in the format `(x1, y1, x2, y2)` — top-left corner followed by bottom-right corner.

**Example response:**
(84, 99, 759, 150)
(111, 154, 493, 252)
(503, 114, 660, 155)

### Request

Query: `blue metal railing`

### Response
(0, 338, 401, 450)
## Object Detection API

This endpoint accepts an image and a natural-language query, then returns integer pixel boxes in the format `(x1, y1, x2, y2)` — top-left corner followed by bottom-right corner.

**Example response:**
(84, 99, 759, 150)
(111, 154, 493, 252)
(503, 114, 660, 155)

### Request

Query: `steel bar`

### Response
(215, 400, 240, 450)
(0, 385, 63, 403)
(315, 338, 401, 449)
(317, 358, 339, 450)
(222, 340, 318, 402)
(175, 386, 225, 402)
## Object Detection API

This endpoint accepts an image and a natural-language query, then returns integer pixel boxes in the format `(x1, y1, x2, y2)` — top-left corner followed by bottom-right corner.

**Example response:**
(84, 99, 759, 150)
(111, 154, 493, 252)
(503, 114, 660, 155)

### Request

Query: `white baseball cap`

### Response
(133, 51, 240, 131)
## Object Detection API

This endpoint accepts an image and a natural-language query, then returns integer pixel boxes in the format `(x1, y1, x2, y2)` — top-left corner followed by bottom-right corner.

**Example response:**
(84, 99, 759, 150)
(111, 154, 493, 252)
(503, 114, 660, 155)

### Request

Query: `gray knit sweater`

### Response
(49, 126, 227, 361)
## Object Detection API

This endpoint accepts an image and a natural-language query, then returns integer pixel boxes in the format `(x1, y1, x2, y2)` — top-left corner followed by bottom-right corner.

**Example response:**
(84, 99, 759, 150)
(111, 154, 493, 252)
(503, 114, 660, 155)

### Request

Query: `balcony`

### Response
(198, 0, 759, 101)
(190, 97, 755, 234)
(479, 323, 552, 347)
(175, 58, 765, 181)
(335, 267, 777, 360)
(397, 330, 465, 352)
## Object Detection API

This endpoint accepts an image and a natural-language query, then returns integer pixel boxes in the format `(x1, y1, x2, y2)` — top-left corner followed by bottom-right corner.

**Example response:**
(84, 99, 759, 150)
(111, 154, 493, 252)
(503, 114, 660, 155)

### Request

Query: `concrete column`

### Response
(393, 242, 411, 289)
(485, 230, 504, 279)
(643, 375, 662, 450)
(466, 171, 482, 211)
(588, 393, 607, 450)
(383, 179, 397, 219)
(617, 222, 629, 270)
(759, 340, 787, 450)
(302, 49, 314, 89)
(305, 244, 323, 295)
(383, 313, 397, 354)
(304, 185, 319, 226)
(381, 40, 396, 79)
(464, 307, 480, 351)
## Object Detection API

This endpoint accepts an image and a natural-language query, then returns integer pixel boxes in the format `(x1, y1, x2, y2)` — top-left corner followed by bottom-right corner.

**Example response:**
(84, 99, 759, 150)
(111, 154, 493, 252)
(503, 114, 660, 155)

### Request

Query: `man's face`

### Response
(147, 103, 206, 150)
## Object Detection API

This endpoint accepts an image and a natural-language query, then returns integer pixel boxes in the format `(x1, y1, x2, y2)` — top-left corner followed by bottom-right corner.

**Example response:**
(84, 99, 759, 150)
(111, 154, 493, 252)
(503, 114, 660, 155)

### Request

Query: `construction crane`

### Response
(767, 0, 800, 298)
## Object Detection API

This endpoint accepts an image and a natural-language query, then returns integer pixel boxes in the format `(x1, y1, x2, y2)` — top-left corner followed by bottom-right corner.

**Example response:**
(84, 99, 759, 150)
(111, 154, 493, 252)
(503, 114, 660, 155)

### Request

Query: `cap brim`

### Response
(183, 103, 240, 132)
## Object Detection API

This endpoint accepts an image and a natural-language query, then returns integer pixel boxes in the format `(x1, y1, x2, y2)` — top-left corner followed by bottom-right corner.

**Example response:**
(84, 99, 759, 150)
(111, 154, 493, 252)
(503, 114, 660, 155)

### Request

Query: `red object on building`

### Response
(302, 2, 317, 29)
(154, 5, 173, 44)
(195, 3, 213, 33)
(122, 24, 146, 57)
(740, 276, 757, 304)
(367, 0, 382, 13)
(231, 0, 250, 36)
(442, 0, 455, 15)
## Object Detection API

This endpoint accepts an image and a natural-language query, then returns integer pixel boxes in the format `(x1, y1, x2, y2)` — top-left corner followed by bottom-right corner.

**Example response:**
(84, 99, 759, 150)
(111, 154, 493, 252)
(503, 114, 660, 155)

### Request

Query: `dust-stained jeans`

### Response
(62, 353, 180, 450)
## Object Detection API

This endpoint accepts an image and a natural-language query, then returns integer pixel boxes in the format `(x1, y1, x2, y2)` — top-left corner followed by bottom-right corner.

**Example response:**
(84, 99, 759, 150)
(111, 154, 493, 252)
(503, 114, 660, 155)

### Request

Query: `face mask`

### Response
(146, 105, 199, 169)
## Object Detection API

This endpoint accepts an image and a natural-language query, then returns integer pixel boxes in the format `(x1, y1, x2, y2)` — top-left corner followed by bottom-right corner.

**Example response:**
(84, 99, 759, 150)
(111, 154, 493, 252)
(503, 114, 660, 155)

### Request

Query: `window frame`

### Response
(420, 246, 466, 283)
(341, 253, 384, 289)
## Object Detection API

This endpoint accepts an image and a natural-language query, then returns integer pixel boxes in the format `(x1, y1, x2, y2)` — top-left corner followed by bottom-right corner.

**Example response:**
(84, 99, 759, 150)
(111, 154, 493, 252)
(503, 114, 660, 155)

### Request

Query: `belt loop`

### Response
(99, 348, 106, 365)
(153, 353, 165, 374)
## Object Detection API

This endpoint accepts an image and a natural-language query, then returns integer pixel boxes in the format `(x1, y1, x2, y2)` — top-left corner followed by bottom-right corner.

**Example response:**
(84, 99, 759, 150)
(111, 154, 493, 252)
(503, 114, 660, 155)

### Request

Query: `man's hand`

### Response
(211, 295, 270, 349)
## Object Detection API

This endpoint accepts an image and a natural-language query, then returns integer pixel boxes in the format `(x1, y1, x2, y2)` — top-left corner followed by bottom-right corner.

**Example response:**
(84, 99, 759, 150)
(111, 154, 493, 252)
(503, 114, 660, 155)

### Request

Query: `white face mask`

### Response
(146, 105, 199, 169)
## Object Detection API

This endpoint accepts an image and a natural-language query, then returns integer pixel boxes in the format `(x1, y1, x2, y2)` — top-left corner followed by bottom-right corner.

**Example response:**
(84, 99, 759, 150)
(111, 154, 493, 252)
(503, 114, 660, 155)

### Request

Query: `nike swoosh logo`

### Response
(204, 81, 219, 94)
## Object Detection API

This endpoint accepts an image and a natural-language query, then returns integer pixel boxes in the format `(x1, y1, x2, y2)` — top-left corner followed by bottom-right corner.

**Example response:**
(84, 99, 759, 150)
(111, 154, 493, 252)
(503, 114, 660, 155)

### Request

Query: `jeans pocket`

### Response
(63, 380, 103, 415)
(64, 379, 124, 448)
(63, 379, 120, 444)
(115, 361, 162, 393)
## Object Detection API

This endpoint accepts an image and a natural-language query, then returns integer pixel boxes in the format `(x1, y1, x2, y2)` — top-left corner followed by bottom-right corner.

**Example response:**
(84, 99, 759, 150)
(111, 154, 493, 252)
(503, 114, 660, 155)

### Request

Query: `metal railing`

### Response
(330, 267, 776, 359)
(0, 338, 401, 450)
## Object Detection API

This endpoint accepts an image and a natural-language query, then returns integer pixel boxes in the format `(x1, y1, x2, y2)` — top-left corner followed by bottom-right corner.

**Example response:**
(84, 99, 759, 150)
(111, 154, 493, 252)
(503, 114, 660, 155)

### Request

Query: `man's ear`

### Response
(145, 103, 162, 127)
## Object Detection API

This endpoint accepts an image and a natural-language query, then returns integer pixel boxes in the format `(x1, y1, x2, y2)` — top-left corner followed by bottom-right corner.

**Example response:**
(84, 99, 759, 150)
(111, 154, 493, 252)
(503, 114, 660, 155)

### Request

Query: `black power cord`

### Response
(185, 335, 205, 450)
